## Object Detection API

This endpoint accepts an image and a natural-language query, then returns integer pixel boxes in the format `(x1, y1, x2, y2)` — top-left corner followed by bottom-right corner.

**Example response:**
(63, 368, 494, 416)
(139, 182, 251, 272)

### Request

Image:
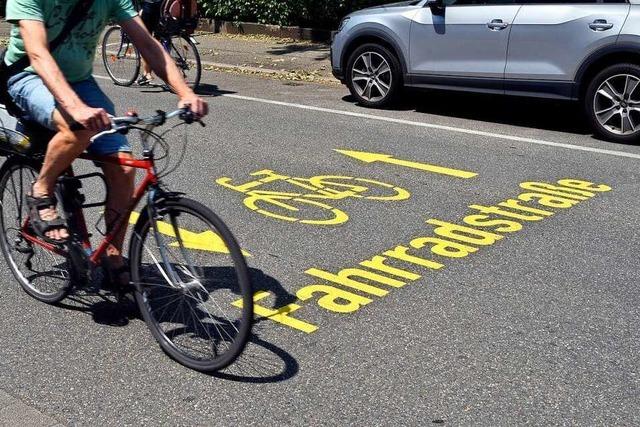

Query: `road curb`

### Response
(198, 58, 339, 85)
(197, 19, 333, 43)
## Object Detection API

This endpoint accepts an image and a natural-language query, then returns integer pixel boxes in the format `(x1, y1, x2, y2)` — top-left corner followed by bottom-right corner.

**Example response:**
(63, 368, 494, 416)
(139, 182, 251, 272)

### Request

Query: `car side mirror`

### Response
(426, 0, 445, 15)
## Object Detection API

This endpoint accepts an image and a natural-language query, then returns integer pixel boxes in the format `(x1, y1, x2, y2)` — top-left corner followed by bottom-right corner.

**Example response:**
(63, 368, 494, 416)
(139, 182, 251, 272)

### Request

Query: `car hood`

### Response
(348, 1, 422, 17)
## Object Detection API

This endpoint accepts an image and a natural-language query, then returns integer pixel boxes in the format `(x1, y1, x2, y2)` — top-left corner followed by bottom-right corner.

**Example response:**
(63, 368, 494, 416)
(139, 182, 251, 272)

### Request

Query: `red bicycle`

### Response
(0, 109, 253, 372)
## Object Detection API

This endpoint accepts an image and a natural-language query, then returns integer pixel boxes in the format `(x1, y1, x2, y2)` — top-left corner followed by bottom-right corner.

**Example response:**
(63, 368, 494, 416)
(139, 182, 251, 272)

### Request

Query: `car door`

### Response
(505, 0, 630, 84)
(409, 0, 522, 82)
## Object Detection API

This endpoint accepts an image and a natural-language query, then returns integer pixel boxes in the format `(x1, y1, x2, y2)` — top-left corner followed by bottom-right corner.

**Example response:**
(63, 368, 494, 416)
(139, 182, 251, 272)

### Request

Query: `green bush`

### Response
(201, 0, 296, 26)
(200, 0, 392, 29)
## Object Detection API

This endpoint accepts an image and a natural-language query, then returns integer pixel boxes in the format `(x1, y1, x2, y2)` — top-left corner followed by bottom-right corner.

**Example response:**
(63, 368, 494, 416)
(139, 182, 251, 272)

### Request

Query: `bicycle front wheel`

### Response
(168, 35, 201, 90)
(0, 159, 72, 303)
(129, 196, 253, 372)
(102, 26, 141, 86)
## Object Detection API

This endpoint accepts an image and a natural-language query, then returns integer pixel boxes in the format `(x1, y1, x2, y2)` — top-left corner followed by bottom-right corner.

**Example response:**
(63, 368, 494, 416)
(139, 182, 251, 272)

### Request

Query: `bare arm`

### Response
(19, 20, 111, 131)
(121, 17, 208, 116)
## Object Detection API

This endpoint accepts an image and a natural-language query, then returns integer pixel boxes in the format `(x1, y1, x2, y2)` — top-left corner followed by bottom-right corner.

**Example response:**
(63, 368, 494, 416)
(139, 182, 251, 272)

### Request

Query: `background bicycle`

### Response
(101, 0, 202, 90)
(102, 26, 202, 90)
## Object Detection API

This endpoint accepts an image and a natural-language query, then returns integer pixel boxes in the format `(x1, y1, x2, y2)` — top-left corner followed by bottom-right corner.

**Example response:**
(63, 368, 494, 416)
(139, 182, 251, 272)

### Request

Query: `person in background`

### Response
(138, 0, 163, 85)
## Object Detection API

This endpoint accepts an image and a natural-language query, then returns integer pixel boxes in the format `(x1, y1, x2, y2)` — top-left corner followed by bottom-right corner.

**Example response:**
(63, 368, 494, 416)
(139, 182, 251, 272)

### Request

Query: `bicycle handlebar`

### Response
(89, 107, 203, 143)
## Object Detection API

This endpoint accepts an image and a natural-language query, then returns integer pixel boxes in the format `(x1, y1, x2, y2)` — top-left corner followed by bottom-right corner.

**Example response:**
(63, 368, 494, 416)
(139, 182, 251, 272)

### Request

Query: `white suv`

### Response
(332, 0, 640, 142)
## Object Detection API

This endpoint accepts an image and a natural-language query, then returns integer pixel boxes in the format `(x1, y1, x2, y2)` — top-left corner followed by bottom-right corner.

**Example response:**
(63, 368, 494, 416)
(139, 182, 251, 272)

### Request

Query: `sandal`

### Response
(26, 193, 69, 246)
(137, 74, 153, 86)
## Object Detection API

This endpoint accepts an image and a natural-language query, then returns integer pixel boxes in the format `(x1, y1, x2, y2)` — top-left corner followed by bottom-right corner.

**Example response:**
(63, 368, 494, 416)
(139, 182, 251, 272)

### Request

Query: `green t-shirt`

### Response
(4, 0, 138, 83)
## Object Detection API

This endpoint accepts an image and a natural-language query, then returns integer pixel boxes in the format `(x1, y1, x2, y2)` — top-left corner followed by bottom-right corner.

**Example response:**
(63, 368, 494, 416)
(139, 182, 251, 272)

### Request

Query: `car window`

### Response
(445, 0, 516, 5)
(445, 0, 625, 4)
(517, 0, 626, 3)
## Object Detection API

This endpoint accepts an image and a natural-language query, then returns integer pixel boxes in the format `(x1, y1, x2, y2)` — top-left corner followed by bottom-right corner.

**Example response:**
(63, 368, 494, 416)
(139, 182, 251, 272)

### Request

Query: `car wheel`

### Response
(346, 43, 402, 108)
(586, 63, 640, 143)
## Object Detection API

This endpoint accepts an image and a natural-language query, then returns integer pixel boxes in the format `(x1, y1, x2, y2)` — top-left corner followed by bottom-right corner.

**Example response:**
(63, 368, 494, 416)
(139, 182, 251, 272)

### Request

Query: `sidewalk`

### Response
(193, 32, 334, 83)
(0, 390, 63, 427)
(0, 21, 337, 85)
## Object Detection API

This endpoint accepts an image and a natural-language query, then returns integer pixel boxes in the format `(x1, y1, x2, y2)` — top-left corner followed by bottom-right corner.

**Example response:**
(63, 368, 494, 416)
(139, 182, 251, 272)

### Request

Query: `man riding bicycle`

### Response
(3, 0, 208, 287)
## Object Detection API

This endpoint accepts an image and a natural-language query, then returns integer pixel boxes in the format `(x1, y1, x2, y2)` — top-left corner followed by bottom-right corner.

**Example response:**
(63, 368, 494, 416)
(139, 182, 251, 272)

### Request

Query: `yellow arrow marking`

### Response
(335, 149, 478, 179)
(129, 212, 250, 257)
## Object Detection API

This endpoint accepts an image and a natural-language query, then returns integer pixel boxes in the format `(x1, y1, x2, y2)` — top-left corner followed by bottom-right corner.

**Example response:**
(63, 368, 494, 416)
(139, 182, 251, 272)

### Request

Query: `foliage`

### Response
(200, 0, 393, 29)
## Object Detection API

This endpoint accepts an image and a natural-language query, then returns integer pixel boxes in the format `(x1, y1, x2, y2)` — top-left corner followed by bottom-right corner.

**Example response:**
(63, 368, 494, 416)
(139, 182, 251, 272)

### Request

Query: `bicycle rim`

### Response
(102, 26, 140, 86)
(130, 197, 253, 372)
(0, 161, 72, 303)
(169, 36, 201, 90)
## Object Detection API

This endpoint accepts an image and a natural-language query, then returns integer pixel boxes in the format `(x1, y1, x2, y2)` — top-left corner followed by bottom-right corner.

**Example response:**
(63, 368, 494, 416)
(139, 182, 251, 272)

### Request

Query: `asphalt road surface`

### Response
(0, 65, 639, 426)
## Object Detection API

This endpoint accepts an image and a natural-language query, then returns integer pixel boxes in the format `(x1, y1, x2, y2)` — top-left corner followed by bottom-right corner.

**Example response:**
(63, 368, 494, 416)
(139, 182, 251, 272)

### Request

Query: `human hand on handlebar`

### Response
(178, 93, 208, 118)
(69, 104, 111, 132)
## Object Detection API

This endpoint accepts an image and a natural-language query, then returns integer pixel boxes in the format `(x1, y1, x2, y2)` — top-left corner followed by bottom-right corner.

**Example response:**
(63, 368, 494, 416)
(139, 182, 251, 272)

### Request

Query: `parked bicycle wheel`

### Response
(102, 25, 141, 87)
(167, 35, 201, 90)
(129, 196, 252, 372)
(0, 159, 72, 304)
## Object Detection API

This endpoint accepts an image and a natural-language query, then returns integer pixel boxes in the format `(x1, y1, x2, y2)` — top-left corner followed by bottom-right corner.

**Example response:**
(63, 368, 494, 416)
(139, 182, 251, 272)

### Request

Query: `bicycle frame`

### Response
(20, 153, 158, 266)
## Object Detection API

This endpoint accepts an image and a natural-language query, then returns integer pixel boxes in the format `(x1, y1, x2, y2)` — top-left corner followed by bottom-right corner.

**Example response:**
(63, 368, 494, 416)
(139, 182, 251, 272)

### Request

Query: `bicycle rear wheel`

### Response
(167, 35, 201, 90)
(0, 159, 72, 303)
(102, 26, 141, 86)
(129, 196, 253, 372)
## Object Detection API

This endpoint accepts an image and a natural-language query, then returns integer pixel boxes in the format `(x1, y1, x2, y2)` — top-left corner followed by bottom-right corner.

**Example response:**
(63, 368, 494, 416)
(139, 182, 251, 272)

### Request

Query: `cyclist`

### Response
(138, 0, 163, 85)
(3, 0, 208, 286)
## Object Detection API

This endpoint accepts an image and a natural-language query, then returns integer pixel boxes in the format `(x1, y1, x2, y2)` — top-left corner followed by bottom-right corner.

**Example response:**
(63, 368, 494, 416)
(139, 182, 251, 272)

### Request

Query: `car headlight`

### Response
(338, 17, 351, 33)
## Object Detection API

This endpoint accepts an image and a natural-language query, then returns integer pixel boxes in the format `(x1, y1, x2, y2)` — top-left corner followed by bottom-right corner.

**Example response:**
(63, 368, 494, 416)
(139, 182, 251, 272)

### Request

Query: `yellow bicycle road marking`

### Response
(335, 149, 478, 179)
(129, 212, 251, 257)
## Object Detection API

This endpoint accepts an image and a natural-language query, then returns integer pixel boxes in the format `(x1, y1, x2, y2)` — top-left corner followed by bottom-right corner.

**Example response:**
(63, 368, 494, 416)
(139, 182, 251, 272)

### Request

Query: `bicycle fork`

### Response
(145, 189, 202, 293)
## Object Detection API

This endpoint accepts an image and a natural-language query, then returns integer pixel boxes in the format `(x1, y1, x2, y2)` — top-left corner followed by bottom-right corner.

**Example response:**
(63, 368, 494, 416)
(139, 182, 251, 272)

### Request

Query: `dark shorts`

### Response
(141, 1, 162, 36)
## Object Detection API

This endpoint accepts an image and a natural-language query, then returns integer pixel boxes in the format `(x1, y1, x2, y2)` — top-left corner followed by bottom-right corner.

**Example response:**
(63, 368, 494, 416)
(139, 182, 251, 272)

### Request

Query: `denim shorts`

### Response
(7, 72, 131, 156)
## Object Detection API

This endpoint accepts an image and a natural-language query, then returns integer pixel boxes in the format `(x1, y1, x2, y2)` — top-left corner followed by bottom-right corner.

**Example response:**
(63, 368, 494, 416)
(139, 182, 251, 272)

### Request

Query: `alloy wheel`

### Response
(594, 74, 640, 136)
(351, 52, 393, 102)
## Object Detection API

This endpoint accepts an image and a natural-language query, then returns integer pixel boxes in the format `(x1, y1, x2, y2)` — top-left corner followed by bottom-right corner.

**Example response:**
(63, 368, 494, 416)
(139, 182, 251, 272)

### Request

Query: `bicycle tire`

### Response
(129, 196, 253, 372)
(0, 159, 72, 304)
(102, 26, 141, 87)
(168, 35, 201, 91)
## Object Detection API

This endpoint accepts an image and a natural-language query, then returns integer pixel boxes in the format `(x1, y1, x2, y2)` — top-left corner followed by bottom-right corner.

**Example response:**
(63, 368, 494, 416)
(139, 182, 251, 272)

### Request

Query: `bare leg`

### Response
(138, 9, 154, 83)
(32, 110, 94, 241)
(141, 58, 153, 81)
(101, 152, 136, 271)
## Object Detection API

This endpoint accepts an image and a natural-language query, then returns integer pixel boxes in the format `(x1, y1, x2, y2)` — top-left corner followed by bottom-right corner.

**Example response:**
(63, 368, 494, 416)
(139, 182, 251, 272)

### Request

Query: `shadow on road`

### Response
(55, 267, 300, 383)
(195, 83, 237, 97)
(343, 90, 593, 137)
(210, 334, 299, 383)
(137, 83, 237, 98)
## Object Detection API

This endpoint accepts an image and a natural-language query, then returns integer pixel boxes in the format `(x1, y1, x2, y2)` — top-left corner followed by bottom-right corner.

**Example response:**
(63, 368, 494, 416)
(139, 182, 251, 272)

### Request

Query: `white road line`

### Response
(93, 74, 640, 160)
(223, 94, 640, 161)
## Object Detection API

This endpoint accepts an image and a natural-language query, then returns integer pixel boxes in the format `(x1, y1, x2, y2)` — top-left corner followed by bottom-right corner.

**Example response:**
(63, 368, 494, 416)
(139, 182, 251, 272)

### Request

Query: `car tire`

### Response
(585, 63, 640, 143)
(346, 43, 402, 108)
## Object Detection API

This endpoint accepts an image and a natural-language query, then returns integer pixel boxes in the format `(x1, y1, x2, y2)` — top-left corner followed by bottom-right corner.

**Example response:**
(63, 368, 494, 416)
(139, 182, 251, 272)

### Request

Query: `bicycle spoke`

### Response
(0, 163, 70, 302)
(132, 200, 251, 370)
